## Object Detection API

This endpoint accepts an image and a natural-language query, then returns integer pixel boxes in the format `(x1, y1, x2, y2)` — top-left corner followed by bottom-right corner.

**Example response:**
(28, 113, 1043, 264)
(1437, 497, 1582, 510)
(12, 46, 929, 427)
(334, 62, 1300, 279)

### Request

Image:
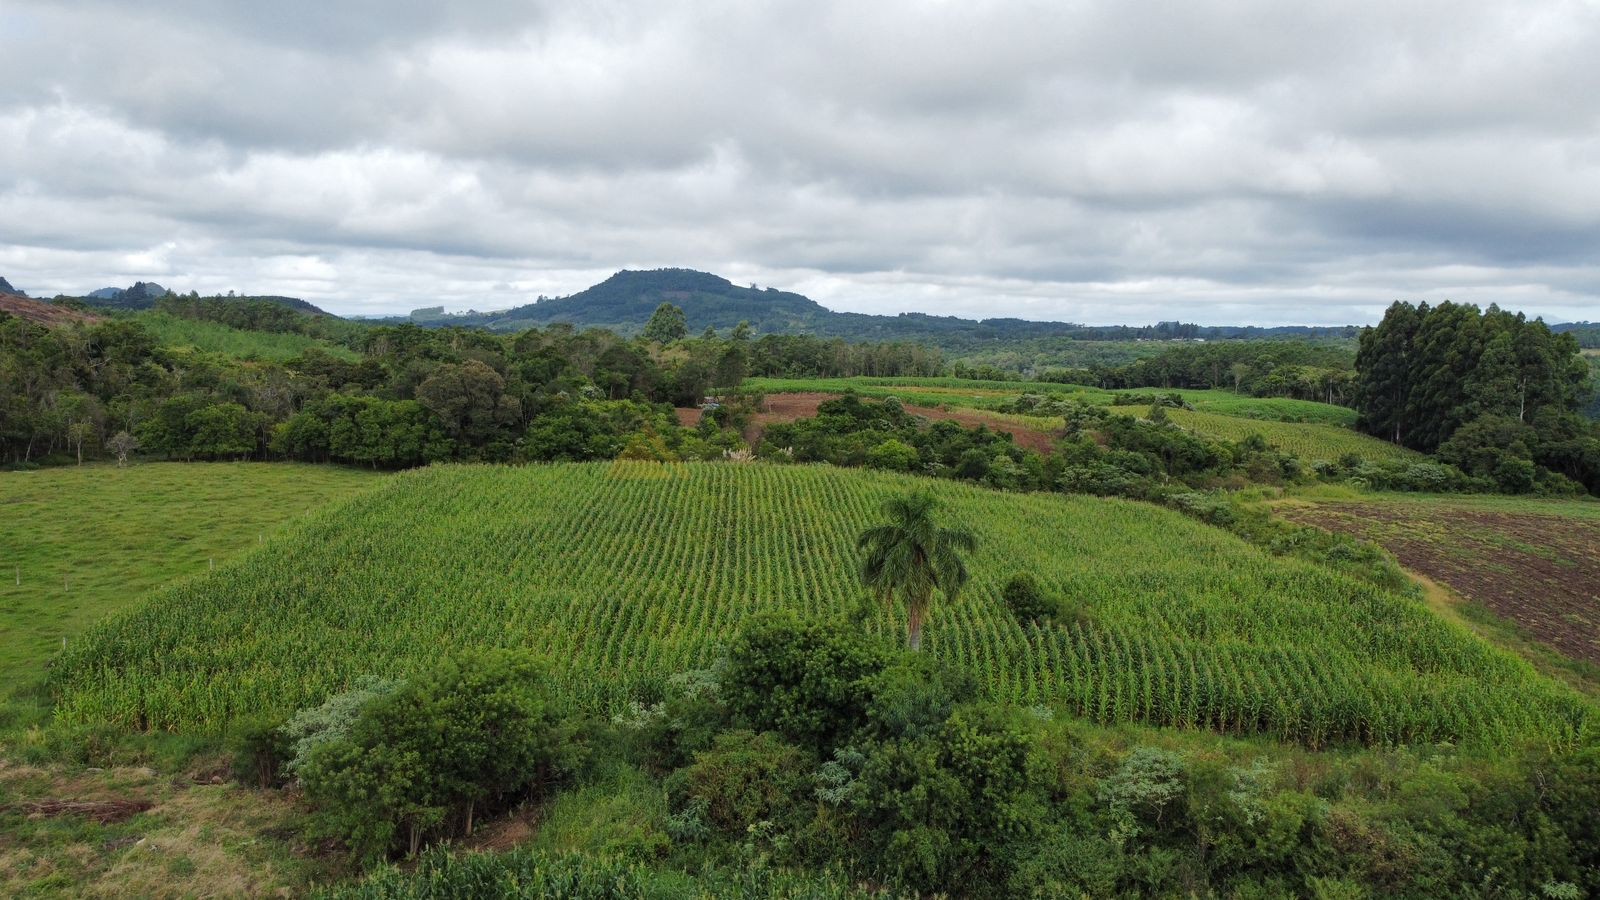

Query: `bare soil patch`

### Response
(1286, 503, 1600, 665)
(0, 293, 101, 327)
(750, 392, 1058, 453)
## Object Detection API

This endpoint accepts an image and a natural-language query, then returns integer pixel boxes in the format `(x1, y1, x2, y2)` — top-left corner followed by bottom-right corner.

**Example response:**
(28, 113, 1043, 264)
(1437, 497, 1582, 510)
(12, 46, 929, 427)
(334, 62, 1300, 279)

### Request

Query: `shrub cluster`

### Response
(305, 615, 1600, 899)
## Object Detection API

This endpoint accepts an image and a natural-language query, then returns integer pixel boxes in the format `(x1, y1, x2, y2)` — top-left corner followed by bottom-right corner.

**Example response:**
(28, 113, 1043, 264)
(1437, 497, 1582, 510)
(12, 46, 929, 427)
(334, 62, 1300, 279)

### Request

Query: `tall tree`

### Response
(641, 302, 688, 343)
(857, 493, 976, 650)
(1354, 301, 1424, 445)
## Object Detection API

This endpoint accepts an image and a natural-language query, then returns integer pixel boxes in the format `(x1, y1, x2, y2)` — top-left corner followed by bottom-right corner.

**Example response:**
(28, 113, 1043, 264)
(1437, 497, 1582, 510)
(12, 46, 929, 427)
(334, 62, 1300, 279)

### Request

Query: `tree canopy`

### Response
(1353, 301, 1599, 494)
(858, 492, 977, 650)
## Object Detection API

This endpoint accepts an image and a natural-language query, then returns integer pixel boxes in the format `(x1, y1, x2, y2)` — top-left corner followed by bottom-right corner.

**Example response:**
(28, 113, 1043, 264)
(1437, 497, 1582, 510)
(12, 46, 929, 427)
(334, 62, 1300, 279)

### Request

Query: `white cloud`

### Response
(1, 0, 1597, 325)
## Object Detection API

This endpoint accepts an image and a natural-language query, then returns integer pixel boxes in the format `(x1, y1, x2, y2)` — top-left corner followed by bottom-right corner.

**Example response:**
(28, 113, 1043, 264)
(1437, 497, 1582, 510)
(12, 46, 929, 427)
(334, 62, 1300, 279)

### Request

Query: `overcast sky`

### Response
(3, 1, 1598, 325)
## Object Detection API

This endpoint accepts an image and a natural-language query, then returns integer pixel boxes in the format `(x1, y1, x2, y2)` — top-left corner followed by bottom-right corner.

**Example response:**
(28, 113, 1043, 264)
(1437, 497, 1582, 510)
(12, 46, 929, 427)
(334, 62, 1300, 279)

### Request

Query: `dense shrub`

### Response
(665, 730, 813, 837)
(228, 716, 291, 789)
(300, 650, 569, 861)
(851, 706, 1047, 896)
(281, 678, 401, 777)
(722, 614, 890, 754)
(860, 655, 978, 743)
(318, 847, 880, 899)
(1001, 573, 1053, 624)
(865, 438, 920, 472)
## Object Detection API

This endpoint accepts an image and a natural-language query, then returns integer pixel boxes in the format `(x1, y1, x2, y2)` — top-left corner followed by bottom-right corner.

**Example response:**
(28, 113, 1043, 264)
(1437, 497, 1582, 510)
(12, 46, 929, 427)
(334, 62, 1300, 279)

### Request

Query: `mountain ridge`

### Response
(397, 268, 1364, 346)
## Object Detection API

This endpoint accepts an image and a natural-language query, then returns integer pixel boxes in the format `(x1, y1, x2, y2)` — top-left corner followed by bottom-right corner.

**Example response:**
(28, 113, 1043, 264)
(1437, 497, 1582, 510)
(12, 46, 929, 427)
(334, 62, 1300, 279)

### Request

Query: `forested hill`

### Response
(452, 268, 836, 334)
(399, 268, 1362, 347)
(68, 284, 335, 317)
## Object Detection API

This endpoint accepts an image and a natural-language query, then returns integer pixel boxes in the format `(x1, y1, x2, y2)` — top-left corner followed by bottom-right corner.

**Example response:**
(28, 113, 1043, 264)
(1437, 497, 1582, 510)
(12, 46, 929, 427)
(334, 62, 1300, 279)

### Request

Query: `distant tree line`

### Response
(966, 340, 1360, 405)
(1354, 301, 1599, 494)
(758, 393, 1300, 498)
(746, 333, 943, 378)
(0, 301, 949, 469)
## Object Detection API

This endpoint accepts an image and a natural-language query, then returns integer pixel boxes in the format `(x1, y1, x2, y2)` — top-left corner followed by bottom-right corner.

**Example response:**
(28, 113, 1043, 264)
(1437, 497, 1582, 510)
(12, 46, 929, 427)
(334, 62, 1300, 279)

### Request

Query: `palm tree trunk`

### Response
(907, 598, 926, 651)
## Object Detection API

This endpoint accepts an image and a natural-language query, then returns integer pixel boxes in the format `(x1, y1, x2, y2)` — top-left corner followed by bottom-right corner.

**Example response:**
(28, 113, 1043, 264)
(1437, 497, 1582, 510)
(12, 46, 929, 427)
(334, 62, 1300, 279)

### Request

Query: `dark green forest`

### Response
(1353, 301, 1600, 493)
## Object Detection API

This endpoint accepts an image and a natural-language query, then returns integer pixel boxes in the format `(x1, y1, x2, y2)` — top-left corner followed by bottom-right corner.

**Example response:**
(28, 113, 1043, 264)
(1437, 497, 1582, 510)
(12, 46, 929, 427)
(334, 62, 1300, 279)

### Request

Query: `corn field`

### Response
(52, 462, 1588, 747)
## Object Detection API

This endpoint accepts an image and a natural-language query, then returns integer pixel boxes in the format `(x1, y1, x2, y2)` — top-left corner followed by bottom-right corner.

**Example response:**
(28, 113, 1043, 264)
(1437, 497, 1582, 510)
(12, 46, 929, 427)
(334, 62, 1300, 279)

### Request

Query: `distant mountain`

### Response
(0, 276, 22, 296)
(71, 285, 336, 318)
(229, 295, 334, 316)
(405, 268, 1361, 348)
(470, 269, 832, 334)
(79, 281, 173, 309)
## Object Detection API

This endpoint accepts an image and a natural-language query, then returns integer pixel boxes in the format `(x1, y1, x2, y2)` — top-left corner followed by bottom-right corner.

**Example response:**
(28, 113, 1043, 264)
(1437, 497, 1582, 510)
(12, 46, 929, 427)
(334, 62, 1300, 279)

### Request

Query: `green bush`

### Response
(665, 730, 813, 837)
(723, 614, 890, 754)
(865, 438, 920, 472)
(229, 715, 291, 789)
(861, 655, 978, 742)
(300, 650, 567, 861)
(619, 666, 729, 773)
(1000, 573, 1053, 624)
(317, 847, 879, 899)
(1099, 747, 1188, 837)
(852, 706, 1046, 895)
(281, 677, 400, 777)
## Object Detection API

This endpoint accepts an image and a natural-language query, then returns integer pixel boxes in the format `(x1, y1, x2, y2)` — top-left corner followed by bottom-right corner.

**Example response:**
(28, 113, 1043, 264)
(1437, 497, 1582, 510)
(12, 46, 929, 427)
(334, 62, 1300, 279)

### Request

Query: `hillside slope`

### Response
(0, 291, 100, 327)
(55, 463, 1587, 746)
(71, 288, 336, 317)
(132, 312, 360, 361)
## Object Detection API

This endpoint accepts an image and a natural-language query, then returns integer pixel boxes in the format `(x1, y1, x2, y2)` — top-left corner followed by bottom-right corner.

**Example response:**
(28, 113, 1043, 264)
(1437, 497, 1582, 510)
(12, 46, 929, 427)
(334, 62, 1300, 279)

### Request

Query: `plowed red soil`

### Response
(1286, 503, 1600, 665)
(0, 293, 100, 327)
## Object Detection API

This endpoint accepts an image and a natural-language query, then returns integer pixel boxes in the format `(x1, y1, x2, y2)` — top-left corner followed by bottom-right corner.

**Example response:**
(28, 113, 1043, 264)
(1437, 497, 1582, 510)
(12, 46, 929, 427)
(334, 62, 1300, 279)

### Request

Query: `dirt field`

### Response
(0, 293, 100, 327)
(1286, 502, 1600, 665)
(735, 392, 1058, 453)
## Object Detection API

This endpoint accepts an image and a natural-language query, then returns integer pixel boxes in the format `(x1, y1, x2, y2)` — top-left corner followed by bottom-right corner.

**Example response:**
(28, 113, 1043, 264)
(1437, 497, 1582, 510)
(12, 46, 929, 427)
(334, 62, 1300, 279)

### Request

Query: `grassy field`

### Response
(53, 462, 1589, 747)
(133, 312, 359, 361)
(744, 377, 1358, 425)
(1111, 406, 1418, 463)
(1177, 393, 1357, 426)
(0, 463, 383, 703)
(0, 760, 335, 898)
(744, 376, 1045, 410)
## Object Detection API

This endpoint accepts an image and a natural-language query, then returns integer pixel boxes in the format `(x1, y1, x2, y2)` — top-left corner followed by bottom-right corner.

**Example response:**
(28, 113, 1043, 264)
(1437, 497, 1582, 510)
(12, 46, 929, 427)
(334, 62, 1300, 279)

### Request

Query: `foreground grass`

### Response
(0, 463, 383, 725)
(0, 759, 338, 898)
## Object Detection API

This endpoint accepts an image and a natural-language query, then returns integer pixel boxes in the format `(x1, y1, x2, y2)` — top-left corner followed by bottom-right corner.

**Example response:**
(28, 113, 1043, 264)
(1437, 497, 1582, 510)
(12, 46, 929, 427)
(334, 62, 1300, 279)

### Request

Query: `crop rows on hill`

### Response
(53, 463, 1586, 747)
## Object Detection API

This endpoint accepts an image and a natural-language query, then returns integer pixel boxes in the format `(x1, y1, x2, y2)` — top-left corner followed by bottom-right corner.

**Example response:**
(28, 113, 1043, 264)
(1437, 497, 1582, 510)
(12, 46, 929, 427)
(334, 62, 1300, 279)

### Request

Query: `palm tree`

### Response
(857, 492, 977, 650)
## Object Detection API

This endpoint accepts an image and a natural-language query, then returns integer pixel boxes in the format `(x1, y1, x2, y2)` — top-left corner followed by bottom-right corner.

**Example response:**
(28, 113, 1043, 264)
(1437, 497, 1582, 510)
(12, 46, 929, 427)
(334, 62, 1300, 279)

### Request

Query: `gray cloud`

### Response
(2, 0, 1598, 325)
